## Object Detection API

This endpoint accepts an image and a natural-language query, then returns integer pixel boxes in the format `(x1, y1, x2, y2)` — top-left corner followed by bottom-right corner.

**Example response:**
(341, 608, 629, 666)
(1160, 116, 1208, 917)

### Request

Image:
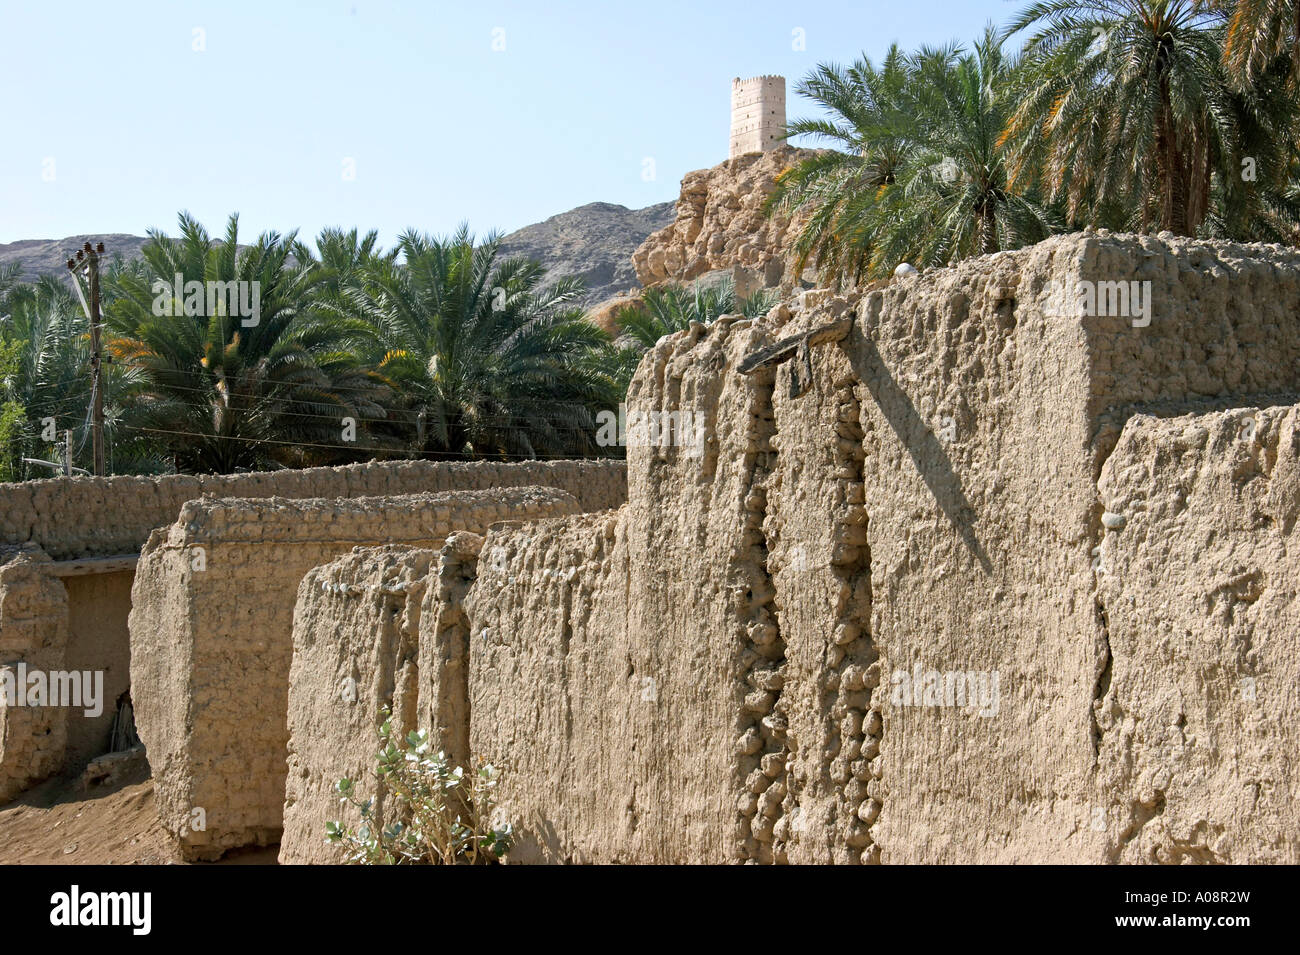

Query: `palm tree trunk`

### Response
(1156, 72, 1191, 235)
(979, 201, 999, 255)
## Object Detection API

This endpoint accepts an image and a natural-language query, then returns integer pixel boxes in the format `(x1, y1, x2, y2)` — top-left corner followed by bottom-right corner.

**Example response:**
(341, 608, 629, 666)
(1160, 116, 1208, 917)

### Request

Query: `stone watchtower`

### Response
(729, 75, 786, 159)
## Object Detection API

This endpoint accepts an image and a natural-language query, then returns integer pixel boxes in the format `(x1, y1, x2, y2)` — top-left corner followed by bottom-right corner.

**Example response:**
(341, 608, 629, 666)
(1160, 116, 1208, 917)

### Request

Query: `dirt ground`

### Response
(0, 764, 278, 865)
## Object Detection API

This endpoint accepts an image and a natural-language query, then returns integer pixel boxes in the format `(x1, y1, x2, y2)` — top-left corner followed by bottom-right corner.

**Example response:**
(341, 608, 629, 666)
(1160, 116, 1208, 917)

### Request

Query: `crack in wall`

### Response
(1090, 596, 1113, 770)
(823, 379, 884, 864)
(426, 536, 482, 770)
(732, 368, 790, 864)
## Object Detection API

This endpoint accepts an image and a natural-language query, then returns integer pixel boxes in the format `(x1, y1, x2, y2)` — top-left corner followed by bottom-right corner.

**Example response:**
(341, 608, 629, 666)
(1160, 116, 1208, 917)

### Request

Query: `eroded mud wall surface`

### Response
(130, 486, 580, 859)
(465, 513, 647, 863)
(457, 233, 1300, 863)
(0, 546, 69, 802)
(280, 545, 435, 865)
(1095, 406, 1300, 863)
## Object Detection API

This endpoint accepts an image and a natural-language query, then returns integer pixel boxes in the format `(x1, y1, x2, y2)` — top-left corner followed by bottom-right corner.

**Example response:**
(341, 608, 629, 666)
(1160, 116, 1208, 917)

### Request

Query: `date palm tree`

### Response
(605, 276, 779, 393)
(341, 226, 618, 459)
(1004, 1, 1233, 235)
(0, 278, 92, 478)
(769, 29, 1057, 283)
(1220, 0, 1300, 86)
(611, 276, 777, 351)
(105, 212, 387, 473)
(877, 31, 1060, 266)
(765, 44, 917, 284)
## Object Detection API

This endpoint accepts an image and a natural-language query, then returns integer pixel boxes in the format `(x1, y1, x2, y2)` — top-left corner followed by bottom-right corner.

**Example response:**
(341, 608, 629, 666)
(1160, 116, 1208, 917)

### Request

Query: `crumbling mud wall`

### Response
(466, 513, 649, 863)
(0, 458, 623, 810)
(131, 486, 581, 860)
(280, 545, 436, 865)
(0, 459, 626, 559)
(415, 531, 486, 773)
(445, 232, 1300, 864)
(0, 551, 136, 802)
(1094, 405, 1300, 863)
(0, 546, 69, 802)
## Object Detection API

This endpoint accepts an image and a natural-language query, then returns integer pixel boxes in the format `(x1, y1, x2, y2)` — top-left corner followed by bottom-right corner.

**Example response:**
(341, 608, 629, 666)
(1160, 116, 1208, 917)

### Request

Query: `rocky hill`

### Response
(497, 200, 675, 302)
(1, 201, 676, 303)
(0, 234, 150, 283)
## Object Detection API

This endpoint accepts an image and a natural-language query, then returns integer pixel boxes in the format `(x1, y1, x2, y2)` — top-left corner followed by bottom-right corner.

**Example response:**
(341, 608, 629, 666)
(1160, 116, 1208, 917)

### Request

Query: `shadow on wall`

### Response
(849, 335, 992, 574)
(506, 815, 565, 865)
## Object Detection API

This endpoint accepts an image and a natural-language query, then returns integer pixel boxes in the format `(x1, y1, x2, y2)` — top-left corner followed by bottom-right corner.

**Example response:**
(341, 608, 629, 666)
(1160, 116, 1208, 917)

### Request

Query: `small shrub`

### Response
(325, 710, 511, 865)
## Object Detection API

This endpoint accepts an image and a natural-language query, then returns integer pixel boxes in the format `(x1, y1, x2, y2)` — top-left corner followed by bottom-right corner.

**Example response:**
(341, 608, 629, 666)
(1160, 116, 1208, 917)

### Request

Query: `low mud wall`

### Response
(280, 545, 437, 865)
(130, 486, 581, 859)
(350, 233, 1300, 864)
(0, 459, 625, 559)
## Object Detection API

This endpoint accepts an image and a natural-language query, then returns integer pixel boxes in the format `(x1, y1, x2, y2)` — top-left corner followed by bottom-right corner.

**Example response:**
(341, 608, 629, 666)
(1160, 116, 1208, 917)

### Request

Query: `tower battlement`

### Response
(729, 75, 786, 159)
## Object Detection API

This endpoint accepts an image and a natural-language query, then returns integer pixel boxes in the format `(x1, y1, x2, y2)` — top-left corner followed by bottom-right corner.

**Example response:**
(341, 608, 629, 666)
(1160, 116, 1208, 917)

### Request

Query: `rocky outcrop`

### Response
(499, 201, 675, 303)
(632, 146, 818, 291)
(0, 234, 149, 284)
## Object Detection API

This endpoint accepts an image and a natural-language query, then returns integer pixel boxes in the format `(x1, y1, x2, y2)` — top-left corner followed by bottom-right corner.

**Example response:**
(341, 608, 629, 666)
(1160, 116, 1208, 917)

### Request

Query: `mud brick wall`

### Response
(0, 459, 626, 559)
(446, 233, 1300, 864)
(280, 545, 436, 865)
(1094, 405, 1300, 863)
(129, 485, 581, 859)
(0, 546, 69, 802)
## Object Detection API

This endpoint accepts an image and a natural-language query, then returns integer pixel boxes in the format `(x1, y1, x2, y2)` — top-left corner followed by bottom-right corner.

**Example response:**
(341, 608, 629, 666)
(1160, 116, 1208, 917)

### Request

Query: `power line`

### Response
(12, 381, 607, 433)
(117, 423, 608, 461)
(95, 379, 608, 430)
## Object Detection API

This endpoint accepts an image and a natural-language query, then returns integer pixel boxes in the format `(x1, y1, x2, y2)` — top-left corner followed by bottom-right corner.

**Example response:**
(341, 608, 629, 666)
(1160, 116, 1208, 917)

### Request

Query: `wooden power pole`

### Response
(67, 241, 106, 477)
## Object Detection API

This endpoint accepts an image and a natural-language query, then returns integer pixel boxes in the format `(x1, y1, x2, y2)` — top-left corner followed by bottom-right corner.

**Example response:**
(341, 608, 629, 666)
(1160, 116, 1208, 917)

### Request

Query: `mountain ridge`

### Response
(0, 200, 677, 303)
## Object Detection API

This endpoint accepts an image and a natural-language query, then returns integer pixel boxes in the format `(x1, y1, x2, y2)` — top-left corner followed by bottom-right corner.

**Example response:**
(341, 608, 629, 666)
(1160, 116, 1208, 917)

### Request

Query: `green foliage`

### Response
(326, 711, 511, 865)
(338, 225, 620, 459)
(773, 2, 1300, 276)
(105, 212, 390, 473)
(0, 277, 93, 479)
(0, 338, 25, 482)
(0, 215, 637, 477)
(1004, 1, 1240, 235)
(1221, 0, 1300, 89)
(769, 29, 1058, 285)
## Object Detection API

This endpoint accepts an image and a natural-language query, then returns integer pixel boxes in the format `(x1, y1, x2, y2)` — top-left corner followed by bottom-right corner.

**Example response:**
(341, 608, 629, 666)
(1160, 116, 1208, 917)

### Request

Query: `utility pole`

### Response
(67, 241, 105, 476)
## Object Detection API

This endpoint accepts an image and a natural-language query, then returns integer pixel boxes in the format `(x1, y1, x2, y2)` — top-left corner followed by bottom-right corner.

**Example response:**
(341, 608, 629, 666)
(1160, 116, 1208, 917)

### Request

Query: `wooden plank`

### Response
(48, 554, 140, 577)
(736, 317, 852, 375)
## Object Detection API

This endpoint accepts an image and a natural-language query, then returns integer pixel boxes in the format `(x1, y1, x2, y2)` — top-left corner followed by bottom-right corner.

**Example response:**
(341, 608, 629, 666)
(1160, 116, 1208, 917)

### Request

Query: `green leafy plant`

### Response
(326, 711, 511, 865)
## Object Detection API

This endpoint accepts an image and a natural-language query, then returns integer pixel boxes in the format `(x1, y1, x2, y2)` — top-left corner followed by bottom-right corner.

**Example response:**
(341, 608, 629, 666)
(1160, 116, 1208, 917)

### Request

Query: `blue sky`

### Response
(2, 0, 1020, 247)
